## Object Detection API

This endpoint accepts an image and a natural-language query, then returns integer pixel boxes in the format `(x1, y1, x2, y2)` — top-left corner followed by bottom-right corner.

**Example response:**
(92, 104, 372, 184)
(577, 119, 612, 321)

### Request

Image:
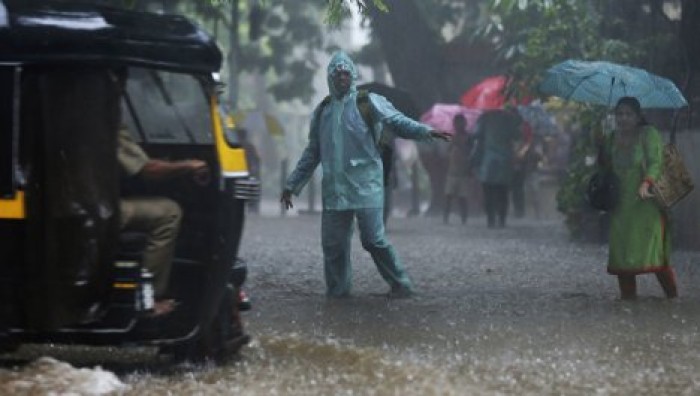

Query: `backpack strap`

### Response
(356, 90, 373, 129)
(357, 89, 385, 147)
(320, 95, 331, 108)
(312, 95, 331, 133)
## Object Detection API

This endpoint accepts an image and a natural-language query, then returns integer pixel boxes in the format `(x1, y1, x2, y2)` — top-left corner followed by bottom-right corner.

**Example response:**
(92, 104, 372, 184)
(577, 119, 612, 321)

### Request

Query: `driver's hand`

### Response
(429, 130, 452, 142)
(189, 160, 211, 186)
(280, 189, 293, 210)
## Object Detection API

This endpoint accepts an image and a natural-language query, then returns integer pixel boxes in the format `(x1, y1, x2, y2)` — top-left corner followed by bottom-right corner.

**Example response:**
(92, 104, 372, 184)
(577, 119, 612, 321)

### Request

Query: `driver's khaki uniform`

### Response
(117, 128, 182, 298)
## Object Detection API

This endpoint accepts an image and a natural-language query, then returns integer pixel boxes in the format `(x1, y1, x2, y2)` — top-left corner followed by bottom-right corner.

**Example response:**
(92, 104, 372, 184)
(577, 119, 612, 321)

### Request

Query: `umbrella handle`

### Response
(607, 76, 615, 108)
(671, 109, 681, 145)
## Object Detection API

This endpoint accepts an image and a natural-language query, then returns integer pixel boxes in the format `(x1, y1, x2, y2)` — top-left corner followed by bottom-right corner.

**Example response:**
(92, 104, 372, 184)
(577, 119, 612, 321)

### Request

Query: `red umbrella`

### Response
(460, 75, 532, 109)
(419, 104, 483, 134)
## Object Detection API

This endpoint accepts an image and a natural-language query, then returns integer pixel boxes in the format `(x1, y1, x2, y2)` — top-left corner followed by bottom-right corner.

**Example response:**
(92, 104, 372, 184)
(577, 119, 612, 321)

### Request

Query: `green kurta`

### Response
(605, 126, 671, 274)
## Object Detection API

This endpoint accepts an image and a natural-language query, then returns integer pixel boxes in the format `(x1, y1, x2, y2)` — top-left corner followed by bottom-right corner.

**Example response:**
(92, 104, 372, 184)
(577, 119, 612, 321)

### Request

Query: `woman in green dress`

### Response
(603, 96, 677, 300)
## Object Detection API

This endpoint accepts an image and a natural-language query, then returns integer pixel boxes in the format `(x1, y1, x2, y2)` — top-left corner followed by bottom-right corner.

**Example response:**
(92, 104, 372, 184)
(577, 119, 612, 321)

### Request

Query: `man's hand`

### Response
(141, 158, 210, 184)
(280, 189, 294, 210)
(429, 130, 452, 142)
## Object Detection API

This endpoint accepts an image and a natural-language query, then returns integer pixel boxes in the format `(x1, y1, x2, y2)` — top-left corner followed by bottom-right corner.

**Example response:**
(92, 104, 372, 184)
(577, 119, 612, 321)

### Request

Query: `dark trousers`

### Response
(511, 170, 526, 218)
(482, 183, 509, 228)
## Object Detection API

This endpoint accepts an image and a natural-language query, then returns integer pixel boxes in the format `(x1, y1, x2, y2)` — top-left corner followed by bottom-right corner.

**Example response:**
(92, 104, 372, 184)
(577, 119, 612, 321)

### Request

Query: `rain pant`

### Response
(285, 51, 434, 296)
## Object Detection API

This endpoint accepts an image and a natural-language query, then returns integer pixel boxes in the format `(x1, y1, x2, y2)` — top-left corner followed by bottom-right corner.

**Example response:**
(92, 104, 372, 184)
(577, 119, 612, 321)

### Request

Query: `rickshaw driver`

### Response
(118, 128, 210, 316)
(113, 70, 210, 317)
(117, 127, 210, 316)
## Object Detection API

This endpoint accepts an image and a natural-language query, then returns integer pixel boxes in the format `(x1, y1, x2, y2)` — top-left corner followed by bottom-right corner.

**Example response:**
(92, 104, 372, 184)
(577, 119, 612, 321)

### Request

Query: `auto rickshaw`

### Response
(0, 2, 259, 362)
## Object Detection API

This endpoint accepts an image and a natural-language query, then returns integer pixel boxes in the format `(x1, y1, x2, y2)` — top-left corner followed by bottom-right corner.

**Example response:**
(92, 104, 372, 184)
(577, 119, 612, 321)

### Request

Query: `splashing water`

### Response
(0, 356, 129, 395)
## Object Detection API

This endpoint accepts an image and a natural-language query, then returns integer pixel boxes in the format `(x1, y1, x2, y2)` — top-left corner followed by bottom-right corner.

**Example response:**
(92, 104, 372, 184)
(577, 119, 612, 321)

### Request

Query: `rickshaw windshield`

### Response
(122, 67, 213, 145)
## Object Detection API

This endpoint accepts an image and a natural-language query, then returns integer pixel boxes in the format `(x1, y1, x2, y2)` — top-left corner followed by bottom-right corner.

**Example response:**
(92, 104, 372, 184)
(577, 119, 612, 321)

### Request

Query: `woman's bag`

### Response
(586, 169, 620, 211)
(650, 143, 694, 209)
(640, 129, 694, 210)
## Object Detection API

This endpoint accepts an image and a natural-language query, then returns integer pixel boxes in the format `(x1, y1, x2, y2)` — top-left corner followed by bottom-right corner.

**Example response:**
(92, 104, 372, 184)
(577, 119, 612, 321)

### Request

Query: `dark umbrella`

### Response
(358, 82, 420, 120)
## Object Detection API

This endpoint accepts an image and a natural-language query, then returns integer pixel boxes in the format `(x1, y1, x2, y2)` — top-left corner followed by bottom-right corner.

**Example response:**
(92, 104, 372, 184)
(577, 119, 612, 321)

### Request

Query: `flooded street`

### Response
(4, 213, 700, 395)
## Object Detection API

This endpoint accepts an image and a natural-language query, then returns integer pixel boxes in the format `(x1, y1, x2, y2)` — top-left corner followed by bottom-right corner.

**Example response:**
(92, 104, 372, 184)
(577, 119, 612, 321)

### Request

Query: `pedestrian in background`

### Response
(470, 108, 523, 228)
(280, 51, 450, 298)
(443, 114, 472, 225)
(601, 96, 677, 299)
(511, 120, 534, 218)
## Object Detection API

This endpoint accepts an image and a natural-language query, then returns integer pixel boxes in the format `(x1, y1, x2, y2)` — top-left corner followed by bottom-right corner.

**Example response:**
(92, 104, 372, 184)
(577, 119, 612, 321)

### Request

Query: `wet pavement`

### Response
(3, 213, 700, 395)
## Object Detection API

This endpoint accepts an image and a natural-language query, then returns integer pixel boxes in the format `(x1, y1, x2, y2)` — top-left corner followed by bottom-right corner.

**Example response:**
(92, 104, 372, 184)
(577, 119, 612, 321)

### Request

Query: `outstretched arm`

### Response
(140, 159, 209, 184)
(119, 127, 210, 185)
(281, 107, 323, 207)
(369, 94, 450, 142)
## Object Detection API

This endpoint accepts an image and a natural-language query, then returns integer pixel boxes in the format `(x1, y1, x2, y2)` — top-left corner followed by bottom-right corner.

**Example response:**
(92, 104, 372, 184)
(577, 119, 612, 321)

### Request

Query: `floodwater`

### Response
(3, 214, 700, 395)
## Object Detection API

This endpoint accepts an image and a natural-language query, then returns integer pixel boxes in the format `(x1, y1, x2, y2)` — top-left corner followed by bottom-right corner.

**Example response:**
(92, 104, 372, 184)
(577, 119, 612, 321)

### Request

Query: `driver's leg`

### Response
(119, 197, 182, 299)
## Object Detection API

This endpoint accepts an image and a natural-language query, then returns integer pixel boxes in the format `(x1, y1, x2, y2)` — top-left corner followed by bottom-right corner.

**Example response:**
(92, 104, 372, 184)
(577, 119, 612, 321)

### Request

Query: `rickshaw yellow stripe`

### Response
(211, 96, 249, 176)
(0, 190, 26, 219)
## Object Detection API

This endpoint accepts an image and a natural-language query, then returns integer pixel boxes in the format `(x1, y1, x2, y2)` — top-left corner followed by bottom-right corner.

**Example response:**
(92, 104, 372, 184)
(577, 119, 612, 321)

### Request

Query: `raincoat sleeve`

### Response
(285, 107, 322, 196)
(642, 126, 663, 184)
(368, 94, 432, 141)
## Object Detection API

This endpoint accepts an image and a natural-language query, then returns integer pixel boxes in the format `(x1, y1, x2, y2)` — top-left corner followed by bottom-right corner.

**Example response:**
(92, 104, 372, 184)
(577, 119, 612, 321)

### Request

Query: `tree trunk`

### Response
(368, 0, 448, 215)
(367, 0, 443, 112)
(228, 0, 240, 108)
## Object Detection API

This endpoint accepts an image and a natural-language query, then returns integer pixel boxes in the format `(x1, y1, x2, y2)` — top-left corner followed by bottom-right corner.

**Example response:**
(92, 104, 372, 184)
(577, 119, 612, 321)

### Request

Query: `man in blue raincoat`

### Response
(280, 51, 450, 298)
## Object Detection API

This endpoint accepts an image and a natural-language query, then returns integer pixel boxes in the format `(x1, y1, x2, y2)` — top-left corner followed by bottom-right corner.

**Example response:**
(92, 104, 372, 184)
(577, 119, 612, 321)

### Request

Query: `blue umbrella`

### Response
(517, 102, 559, 136)
(538, 60, 687, 109)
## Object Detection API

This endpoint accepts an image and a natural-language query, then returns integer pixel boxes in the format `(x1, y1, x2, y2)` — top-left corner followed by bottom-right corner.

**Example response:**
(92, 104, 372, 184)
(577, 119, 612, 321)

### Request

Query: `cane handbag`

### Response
(642, 129, 694, 210)
(651, 143, 694, 209)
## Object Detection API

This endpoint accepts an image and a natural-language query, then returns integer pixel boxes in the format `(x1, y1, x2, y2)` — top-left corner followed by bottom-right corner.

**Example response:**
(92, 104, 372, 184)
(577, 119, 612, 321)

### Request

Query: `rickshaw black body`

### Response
(0, 3, 256, 360)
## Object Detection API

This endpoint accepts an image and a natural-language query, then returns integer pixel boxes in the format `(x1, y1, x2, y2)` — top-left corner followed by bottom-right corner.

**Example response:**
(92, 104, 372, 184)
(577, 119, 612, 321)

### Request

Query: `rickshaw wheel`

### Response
(162, 286, 248, 364)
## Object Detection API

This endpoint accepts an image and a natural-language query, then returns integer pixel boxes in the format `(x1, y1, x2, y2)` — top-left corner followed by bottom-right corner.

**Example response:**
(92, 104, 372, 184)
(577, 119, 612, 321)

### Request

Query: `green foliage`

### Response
(475, 0, 663, 97)
(325, 0, 388, 26)
(554, 106, 608, 239)
(185, 1, 327, 104)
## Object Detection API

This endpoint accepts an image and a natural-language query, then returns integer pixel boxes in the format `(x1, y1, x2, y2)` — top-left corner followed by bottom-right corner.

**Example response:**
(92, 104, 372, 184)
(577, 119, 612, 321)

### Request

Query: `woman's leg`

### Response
(656, 267, 678, 299)
(617, 275, 637, 300)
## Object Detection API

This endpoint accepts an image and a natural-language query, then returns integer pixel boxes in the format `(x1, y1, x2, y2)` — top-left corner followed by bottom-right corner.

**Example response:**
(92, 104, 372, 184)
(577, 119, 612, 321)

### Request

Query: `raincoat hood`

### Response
(327, 51, 358, 99)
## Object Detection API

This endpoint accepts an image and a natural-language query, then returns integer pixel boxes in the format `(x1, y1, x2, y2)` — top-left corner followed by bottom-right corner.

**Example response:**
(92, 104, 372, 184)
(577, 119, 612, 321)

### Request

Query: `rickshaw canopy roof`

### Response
(0, 3, 222, 74)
